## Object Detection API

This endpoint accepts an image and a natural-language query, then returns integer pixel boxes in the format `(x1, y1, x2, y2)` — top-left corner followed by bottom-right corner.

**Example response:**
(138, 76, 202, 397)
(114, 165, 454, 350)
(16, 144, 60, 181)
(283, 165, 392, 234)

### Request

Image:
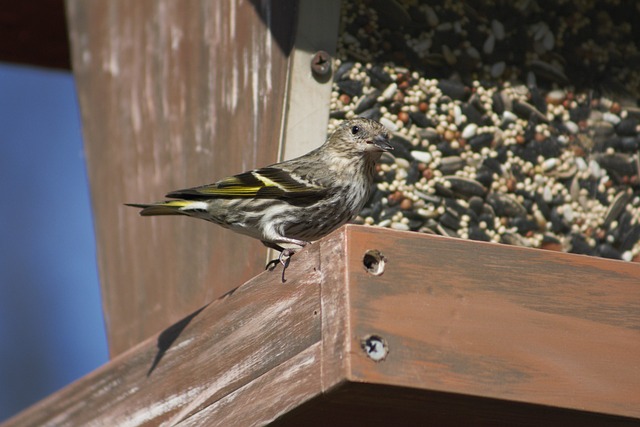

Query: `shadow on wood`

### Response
(147, 304, 209, 377)
(4, 225, 639, 426)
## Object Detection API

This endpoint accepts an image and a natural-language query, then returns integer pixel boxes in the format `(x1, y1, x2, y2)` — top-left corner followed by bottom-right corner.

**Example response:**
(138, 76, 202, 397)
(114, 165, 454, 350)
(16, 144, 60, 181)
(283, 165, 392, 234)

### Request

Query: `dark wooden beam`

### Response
(0, 0, 71, 69)
(4, 226, 639, 426)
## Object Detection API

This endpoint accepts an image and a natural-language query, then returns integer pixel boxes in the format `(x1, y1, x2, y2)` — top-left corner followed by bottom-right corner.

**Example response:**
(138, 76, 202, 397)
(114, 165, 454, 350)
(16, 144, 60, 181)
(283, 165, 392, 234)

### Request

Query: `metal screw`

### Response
(310, 50, 331, 77)
(361, 335, 388, 362)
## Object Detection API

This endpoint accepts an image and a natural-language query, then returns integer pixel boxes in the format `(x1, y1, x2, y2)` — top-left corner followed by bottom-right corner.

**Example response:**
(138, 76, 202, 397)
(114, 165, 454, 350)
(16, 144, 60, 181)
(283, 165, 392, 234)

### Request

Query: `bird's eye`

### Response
(351, 125, 360, 135)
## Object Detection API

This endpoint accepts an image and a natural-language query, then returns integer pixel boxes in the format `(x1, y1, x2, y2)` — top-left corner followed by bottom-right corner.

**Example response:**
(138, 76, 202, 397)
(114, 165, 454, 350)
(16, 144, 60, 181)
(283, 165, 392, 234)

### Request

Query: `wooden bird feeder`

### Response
(2, 0, 639, 426)
(5, 226, 640, 425)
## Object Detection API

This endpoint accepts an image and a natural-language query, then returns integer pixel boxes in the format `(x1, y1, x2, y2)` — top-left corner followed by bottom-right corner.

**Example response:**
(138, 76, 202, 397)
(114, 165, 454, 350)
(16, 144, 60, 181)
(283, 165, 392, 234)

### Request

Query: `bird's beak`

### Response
(369, 134, 393, 152)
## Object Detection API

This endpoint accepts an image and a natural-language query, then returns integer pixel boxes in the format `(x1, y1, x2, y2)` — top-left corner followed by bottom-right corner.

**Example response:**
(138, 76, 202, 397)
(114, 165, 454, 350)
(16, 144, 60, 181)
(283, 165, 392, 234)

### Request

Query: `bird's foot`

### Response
(265, 249, 294, 283)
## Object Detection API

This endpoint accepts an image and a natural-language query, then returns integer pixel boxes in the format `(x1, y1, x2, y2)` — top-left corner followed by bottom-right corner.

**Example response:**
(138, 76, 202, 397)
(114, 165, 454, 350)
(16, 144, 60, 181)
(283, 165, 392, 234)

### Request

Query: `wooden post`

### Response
(64, 0, 312, 356)
(4, 226, 639, 426)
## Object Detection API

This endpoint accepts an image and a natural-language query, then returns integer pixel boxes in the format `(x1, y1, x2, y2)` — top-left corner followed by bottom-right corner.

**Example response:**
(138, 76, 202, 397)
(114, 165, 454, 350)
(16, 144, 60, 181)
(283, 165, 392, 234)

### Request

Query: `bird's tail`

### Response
(125, 200, 199, 216)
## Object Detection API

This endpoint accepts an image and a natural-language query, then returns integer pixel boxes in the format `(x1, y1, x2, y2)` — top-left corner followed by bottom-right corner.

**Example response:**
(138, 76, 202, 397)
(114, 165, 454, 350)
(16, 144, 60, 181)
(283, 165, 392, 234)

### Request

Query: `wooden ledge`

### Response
(4, 225, 639, 426)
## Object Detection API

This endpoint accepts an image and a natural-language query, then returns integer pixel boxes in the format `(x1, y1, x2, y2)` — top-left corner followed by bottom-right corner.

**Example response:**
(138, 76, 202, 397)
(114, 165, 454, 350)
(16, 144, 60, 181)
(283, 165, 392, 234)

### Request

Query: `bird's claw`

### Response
(265, 249, 294, 283)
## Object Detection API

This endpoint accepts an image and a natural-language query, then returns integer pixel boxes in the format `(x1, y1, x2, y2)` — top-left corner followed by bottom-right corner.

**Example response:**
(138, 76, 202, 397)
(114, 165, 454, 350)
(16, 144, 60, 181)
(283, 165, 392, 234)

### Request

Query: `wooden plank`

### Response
(318, 229, 352, 393)
(342, 225, 640, 420)
(64, 0, 299, 356)
(1, 245, 322, 427)
(177, 343, 322, 426)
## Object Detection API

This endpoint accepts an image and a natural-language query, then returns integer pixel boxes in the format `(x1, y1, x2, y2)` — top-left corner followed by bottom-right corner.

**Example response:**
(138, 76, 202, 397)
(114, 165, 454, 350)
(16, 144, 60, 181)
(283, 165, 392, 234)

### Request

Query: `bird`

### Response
(126, 117, 392, 281)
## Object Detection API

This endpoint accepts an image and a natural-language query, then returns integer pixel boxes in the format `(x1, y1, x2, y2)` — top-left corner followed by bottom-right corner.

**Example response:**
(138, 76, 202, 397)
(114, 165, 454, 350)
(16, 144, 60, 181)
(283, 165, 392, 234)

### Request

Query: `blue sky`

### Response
(0, 62, 108, 421)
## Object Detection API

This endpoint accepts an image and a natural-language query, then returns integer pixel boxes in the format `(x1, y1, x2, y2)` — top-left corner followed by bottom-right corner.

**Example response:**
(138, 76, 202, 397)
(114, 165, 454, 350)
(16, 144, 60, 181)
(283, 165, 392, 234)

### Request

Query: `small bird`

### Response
(127, 117, 392, 281)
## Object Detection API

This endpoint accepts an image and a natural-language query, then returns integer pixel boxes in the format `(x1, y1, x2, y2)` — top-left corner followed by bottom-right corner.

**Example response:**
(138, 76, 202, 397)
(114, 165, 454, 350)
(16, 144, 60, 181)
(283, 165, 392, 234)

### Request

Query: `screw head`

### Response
(311, 51, 331, 77)
(361, 334, 388, 362)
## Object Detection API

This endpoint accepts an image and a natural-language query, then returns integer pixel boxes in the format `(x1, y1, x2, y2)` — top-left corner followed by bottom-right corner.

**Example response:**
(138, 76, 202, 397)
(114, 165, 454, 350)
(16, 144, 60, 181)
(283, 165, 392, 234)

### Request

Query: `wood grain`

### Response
(177, 343, 322, 426)
(343, 225, 640, 420)
(4, 225, 638, 426)
(65, 0, 299, 356)
(2, 245, 322, 427)
(318, 229, 351, 392)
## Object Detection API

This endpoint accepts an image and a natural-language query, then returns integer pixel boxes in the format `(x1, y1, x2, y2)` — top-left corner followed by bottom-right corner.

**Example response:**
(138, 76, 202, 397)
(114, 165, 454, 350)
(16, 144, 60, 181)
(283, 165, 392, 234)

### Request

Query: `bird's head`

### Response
(327, 118, 393, 157)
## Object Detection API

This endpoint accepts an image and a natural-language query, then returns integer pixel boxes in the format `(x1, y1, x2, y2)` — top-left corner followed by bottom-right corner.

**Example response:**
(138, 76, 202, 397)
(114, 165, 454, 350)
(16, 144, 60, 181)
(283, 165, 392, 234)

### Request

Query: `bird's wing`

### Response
(166, 167, 328, 201)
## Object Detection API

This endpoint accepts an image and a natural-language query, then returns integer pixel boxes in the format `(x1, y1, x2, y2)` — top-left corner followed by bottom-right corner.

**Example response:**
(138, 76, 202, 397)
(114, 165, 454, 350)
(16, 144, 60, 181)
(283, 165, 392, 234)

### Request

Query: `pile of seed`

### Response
(330, 0, 640, 261)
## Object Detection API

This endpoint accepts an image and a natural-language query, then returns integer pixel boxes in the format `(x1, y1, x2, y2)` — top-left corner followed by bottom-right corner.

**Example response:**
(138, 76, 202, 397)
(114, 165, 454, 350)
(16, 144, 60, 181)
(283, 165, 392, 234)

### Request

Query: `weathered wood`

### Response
(64, 0, 301, 356)
(318, 228, 352, 393)
(2, 245, 321, 427)
(178, 343, 322, 426)
(342, 226, 640, 420)
(4, 226, 639, 426)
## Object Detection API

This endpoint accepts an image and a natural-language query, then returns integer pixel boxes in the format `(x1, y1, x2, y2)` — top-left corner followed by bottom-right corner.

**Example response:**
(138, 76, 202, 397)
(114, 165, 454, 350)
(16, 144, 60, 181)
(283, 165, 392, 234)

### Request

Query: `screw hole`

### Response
(363, 250, 386, 276)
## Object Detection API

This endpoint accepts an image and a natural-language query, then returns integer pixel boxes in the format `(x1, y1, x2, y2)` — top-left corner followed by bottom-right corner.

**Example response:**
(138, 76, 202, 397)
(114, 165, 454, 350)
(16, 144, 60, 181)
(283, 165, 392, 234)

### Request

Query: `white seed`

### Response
(380, 117, 398, 132)
(381, 83, 398, 101)
(589, 160, 604, 178)
(411, 150, 432, 163)
(395, 157, 410, 169)
(461, 123, 478, 139)
(378, 219, 392, 228)
(542, 158, 558, 172)
(564, 120, 579, 134)
(396, 168, 408, 180)
(543, 185, 553, 203)
(563, 205, 575, 222)
(453, 105, 464, 125)
(574, 157, 587, 172)
(602, 112, 621, 125)
(502, 111, 518, 122)
(391, 222, 410, 231)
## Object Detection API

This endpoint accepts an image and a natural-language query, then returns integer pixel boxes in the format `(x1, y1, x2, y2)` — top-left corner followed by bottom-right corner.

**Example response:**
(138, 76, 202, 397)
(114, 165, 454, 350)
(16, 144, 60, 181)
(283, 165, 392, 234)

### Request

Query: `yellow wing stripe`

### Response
(162, 200, 194, 207)
(255, 174, 279, 188)
(198, 187, 262, 195)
